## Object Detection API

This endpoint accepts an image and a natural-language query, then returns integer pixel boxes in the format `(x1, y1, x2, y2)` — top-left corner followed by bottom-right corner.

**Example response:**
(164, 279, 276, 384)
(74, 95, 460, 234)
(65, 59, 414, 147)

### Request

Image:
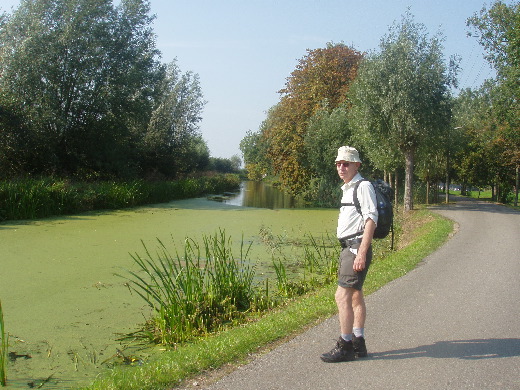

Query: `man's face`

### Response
(336, 160, 359, 183)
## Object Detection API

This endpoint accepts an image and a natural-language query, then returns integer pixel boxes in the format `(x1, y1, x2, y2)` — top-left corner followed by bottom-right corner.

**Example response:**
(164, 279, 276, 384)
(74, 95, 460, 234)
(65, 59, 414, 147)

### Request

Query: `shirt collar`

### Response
(341, 173, 363, 191)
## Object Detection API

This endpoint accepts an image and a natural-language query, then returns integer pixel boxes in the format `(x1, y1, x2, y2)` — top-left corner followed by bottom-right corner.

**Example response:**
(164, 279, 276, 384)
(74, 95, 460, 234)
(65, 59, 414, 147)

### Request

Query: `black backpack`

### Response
(342, 179, 394, 240)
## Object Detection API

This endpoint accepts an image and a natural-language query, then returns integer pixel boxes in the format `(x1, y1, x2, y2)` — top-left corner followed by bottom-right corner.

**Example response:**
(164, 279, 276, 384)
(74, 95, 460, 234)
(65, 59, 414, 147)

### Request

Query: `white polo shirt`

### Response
(337, 173, 378, 239)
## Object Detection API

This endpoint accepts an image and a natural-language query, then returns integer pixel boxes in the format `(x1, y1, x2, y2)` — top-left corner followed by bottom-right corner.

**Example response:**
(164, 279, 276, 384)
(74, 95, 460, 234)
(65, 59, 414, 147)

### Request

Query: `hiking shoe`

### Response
(320, 337, 355, 363)
(352, 335, 368, 358)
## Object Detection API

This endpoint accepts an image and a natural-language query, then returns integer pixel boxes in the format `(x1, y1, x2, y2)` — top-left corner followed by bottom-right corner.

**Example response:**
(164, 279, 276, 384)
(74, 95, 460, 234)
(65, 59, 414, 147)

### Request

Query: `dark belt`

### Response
(339, 237, 362, 248)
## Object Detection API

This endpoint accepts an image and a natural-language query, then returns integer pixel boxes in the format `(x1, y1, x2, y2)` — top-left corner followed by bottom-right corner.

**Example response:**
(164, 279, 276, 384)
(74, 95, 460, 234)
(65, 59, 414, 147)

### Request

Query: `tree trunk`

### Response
(445, 165, 450, 204)
(394, 170, 399, 209)
(404, 149, 414, 211)
(426, 179, 430, 205)
(515, 164, 519, 207)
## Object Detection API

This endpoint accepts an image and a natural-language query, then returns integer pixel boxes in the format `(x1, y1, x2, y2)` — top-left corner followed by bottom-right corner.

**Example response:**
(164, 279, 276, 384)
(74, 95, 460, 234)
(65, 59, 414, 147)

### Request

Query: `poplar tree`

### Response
(348, 12, 457, 211)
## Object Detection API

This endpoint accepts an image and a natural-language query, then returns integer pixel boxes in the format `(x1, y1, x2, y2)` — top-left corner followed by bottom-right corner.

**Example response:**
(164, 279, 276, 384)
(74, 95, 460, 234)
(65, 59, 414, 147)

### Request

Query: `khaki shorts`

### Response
(338, 243, 372, 290)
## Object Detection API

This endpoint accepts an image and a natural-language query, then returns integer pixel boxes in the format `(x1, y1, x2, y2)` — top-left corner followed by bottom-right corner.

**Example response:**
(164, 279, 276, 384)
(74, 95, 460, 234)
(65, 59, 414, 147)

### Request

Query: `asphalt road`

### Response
(200, 196, 520, 390)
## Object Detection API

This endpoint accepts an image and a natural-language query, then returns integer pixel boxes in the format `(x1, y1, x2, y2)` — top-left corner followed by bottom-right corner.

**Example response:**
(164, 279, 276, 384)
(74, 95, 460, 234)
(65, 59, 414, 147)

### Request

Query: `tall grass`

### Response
(0, 174, 240, 221)
(302, 233, 338, 283)
(271, 233, 339, 297)
(122, 230, 258, 345)
(272, 258, 289, 296)
(122, 229, 339, 346)
(0, 299, 7, 387)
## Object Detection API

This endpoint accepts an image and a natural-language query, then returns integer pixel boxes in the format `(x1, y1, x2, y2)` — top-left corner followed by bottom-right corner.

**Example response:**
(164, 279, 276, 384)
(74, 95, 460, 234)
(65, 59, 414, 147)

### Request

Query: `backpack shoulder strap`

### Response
(352, 179, 369, 215)
(340, 179, 367, 214)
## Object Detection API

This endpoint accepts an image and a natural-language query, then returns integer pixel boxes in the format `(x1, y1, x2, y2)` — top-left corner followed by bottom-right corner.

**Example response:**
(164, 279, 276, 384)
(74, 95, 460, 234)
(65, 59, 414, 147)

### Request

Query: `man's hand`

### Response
(353, 253, 366, 271)
(353, 217, 376, 272)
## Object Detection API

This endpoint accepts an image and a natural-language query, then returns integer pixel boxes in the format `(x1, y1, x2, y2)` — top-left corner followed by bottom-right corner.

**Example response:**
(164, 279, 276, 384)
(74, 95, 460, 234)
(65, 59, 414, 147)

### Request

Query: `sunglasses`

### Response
(335, 162, 351, 168)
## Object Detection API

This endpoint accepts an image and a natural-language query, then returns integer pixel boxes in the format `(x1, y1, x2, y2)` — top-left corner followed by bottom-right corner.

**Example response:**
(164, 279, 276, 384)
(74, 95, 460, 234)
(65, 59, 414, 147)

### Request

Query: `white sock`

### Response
(341, 333, 353, 342)
(353, 328, 364, 338)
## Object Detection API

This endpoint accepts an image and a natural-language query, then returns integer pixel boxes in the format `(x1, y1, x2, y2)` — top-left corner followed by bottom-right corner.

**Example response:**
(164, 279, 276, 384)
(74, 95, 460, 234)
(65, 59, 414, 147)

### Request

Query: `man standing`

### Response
(321, 146, 378, 363)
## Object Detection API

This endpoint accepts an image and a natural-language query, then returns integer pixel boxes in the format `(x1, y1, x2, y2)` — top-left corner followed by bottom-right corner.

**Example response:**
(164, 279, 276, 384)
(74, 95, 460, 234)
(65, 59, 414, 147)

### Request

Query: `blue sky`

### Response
(1, 1, 505, 159)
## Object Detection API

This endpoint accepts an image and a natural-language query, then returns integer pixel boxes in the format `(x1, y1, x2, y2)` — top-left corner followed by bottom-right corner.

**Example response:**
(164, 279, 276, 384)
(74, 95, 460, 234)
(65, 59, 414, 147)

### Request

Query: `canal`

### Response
(222, 181, 307, 209)
(0, 183, 335, 389)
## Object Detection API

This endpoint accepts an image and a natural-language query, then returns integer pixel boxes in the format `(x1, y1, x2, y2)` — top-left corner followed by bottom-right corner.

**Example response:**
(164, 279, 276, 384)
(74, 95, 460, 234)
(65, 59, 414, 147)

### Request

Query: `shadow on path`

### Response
(370, 338, 520, 360)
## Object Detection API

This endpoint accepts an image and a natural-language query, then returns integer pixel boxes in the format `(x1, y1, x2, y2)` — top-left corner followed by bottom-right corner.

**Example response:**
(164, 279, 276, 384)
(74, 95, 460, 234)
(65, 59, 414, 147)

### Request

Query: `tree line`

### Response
(0, 0, 241, 181)
(240, 2, 519, 209)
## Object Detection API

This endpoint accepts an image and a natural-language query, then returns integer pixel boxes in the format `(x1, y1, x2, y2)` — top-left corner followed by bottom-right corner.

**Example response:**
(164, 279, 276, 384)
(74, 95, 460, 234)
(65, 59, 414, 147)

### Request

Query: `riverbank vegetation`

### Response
(80, 208, 453, 390)
(0, 174, 240, 221)
(121, 229, 339, 347)
(0, 1, 205, 182)
(123, 230, 260, 346)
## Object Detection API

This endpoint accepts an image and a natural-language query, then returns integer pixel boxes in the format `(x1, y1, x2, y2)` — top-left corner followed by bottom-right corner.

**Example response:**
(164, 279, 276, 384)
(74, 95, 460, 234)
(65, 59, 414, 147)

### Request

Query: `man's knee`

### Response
(335, 286, 355, 305)
(352, 289, 364, 305)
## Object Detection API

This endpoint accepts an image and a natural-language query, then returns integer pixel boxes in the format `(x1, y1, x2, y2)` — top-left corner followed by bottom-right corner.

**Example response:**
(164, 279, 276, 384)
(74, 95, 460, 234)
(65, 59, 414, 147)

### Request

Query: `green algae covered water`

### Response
(0, 197, 337, 389)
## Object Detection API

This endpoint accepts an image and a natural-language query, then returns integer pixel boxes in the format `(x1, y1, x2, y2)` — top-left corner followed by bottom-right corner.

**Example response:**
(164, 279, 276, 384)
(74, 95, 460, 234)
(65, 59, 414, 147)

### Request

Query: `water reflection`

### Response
(224, 181, 306, 209)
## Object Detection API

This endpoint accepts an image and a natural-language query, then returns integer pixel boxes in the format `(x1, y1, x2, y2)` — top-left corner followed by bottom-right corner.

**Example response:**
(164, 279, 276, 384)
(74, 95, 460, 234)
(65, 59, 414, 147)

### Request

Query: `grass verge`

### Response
(80, 208, 453, 390)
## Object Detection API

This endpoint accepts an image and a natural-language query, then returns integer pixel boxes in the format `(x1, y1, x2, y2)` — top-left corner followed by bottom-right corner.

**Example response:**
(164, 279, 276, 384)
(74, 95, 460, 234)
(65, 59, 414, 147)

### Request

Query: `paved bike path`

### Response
(200, 197, 520, 390)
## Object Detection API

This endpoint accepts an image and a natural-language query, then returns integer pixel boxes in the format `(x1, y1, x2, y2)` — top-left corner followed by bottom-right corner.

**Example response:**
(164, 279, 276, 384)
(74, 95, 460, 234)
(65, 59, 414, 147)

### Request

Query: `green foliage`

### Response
(466, 2, 519, 204)
(348, 12, 456, 210)
(304, 104, 352, 185)
(0, 0, 207, 180)
(240, 117, 274, 181)
(452, 81, 517, 203)
(452, 85, 497, 188)
(144, 61, 207, 177)
(467, 1, 519, 83)
(208, 155, 242, 174)
(261, 43, 363, 194)
(0, 175, 240, 221)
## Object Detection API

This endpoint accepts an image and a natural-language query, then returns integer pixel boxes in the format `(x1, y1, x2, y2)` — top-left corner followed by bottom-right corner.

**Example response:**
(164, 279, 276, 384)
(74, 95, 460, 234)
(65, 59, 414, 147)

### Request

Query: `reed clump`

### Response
(123, 230, 256, 345)
(122, 229, 340, 346)
(0, 299, 7, 387)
